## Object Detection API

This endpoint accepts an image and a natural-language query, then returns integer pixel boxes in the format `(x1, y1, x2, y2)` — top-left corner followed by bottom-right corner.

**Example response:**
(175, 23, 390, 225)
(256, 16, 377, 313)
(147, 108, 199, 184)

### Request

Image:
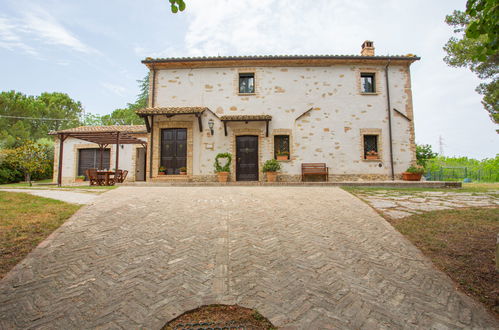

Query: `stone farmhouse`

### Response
(51, 41, 420, 184)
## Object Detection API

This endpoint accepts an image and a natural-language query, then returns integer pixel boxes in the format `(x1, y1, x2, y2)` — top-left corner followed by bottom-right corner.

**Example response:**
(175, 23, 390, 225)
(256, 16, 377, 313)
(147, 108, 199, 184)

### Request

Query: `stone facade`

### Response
(142, 43, 419, 182)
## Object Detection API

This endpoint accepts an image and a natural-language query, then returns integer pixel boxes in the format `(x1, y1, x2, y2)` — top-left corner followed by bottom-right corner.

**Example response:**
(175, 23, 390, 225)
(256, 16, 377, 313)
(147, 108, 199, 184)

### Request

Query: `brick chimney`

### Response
(361, 40, 375, 56)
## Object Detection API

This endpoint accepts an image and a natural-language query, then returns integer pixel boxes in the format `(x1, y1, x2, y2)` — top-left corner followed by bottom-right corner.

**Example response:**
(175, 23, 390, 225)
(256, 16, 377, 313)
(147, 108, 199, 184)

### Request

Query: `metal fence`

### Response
(425, 167, 499, 182)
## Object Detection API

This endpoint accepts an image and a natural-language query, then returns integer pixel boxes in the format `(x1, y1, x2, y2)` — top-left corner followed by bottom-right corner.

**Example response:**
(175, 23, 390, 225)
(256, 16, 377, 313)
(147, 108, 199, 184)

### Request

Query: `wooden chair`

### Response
(85, 168, 101, 186)
(301, 163, 329, 182)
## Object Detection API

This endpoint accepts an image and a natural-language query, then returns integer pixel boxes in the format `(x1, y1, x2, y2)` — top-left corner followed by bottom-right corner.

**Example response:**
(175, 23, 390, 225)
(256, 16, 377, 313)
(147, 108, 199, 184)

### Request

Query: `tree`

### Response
(169, 0, 186, 13)
(416, 144, 438, 168)
(4, 140, 51, 186)
(0, 91, 83, 147)
(444, 0, 498, 124)
(96, 73, 149, 125)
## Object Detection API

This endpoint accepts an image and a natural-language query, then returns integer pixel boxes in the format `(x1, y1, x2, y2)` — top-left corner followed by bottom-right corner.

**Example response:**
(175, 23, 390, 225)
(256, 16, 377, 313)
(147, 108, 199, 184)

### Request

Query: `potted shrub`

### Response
(179, 167, 187, 175)
(276, 151, 289, 161)
(214, 153, 232, 183)
(159, 166, 166, 175)
(365, 150, 379, 160)
(402, 165, 425, 181)
(262, 159, 281, 182)
(75, 175, 85, 182)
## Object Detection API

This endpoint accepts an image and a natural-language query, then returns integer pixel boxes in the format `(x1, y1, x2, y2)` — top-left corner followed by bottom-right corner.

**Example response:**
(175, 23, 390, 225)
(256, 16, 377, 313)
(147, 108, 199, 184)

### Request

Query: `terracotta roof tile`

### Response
(136, 107, 208, 115)
(143, 54, 420, 63)
(220, 115, 272, 121)
(49, 125, 147, 134)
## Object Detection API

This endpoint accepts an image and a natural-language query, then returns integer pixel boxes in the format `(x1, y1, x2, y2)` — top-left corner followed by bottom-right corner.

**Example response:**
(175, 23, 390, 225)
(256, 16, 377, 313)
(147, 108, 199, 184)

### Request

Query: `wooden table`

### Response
(97, 170, 115, 186)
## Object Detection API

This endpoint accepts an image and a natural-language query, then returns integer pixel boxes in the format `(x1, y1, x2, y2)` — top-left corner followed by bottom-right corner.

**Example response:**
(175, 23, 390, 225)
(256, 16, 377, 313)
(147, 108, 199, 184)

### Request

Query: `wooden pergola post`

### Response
(57, 134, 67, 187)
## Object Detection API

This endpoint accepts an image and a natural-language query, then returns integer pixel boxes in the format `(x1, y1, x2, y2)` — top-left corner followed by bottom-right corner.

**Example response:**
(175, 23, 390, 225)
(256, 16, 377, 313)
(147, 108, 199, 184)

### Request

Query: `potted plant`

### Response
(75, 175, 85, 182)
(179, 167, 187, 175)
(214, 153, 232, 183)
(159, 166, 166, 175)
(402, 165, 425, 181)
(365, 150, 379, 160)
(262, 159, 281, 182)
(276, 151, 289, 161)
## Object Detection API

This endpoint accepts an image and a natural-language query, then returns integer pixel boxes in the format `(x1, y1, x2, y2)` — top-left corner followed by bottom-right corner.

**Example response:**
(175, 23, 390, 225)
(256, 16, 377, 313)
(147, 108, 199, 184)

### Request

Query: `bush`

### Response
(262, 159, 281, 172)
(0, 163, 23, 184)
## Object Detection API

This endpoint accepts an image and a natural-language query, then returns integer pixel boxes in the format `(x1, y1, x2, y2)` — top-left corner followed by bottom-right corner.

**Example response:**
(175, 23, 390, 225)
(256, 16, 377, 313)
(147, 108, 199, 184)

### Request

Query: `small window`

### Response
(360, 73, 375, 93)
(239, 73, 255, 94)
(363, 135, 379, 159)
(274, 135, 290, 160)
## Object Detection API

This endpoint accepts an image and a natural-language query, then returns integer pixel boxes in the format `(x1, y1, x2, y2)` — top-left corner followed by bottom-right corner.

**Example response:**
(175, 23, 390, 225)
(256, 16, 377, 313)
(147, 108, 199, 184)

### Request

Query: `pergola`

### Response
(49, 125, 147, 186)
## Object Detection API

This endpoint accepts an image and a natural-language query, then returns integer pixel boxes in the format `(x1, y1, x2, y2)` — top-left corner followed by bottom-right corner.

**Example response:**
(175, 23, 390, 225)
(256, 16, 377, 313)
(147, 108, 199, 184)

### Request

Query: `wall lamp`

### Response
(208, 118, 214, 136)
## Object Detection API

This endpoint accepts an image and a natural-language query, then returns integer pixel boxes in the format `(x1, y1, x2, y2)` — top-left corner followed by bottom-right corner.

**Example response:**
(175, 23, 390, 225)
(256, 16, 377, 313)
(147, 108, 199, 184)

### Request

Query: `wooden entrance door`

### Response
(135, 148, 146, 181)
(236, 135, 258, 181)
(161, 128, 187, 174)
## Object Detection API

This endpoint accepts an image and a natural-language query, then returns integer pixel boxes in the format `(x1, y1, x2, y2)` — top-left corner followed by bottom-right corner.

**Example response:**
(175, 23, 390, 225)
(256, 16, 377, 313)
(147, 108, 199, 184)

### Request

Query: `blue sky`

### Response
(0, 0, 497, 159)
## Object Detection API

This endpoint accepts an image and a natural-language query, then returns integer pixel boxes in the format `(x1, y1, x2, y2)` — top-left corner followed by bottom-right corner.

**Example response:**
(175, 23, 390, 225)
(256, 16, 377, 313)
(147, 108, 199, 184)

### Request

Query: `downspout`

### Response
(149, 67, 156, 180)
(385, 60, 395, 181)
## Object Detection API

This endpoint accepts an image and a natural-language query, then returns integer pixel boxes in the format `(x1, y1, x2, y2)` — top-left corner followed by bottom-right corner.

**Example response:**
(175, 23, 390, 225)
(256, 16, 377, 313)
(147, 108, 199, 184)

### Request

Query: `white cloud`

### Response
(0, 16, 38, 55)
(100, 82, 127, 96)
(22, 6, 98, 54)
(0, 6, 98, 56)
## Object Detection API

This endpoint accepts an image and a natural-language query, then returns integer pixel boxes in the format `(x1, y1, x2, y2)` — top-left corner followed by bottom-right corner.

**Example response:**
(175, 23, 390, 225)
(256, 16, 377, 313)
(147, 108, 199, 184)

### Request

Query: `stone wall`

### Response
(147, 62, 417, 182)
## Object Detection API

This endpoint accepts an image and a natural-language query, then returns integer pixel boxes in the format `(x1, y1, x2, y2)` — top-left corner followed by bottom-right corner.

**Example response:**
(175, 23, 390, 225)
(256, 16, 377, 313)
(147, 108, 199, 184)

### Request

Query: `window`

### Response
(239, 73, 255, 94)
(274, 135, 290, 160)
(360, 73, 375, 93)
(363, 135, 379, 159)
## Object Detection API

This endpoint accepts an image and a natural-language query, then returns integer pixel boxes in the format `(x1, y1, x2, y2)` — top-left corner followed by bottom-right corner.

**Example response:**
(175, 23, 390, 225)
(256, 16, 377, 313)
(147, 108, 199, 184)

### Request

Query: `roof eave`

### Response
(142, 55, 420, 69)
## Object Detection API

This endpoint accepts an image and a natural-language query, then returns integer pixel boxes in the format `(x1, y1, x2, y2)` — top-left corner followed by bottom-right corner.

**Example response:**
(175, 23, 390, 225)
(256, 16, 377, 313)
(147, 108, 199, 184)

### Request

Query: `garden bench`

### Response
(301, 163, 329, 181)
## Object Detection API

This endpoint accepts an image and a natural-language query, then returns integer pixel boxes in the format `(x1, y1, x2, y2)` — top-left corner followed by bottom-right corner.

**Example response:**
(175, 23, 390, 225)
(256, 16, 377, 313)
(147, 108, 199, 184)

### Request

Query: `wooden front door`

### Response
(236, 135, 258, 181)
(161, 128, 187, 174)
(135, 148, 146, 181)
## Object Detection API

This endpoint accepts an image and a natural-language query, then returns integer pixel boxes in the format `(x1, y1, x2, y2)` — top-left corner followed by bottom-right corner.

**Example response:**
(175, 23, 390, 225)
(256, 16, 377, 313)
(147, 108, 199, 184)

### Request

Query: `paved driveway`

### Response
(0, 187, 496, 329)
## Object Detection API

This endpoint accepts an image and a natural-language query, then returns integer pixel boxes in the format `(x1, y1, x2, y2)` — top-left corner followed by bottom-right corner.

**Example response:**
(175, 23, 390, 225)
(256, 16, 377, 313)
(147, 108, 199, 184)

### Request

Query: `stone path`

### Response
(0, 187, 497, 329)
(0, 188, 100, 205)
(353, 189, 499, 219)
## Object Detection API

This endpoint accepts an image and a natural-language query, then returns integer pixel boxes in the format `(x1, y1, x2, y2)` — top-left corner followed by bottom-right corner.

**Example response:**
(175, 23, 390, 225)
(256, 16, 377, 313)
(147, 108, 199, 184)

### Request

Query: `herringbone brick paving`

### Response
(0, 187, 497, 329)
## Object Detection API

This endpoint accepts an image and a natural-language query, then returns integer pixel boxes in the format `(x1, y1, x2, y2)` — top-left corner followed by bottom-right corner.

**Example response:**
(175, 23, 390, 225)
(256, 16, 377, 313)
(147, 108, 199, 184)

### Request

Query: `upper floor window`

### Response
(360, 73, 375, 93)
(239, 73, 255, 94)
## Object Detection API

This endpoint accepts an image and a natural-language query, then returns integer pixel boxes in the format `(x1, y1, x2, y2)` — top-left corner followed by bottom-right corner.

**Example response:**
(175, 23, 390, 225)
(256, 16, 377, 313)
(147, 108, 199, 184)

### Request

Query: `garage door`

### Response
(78, 148, 110, 178)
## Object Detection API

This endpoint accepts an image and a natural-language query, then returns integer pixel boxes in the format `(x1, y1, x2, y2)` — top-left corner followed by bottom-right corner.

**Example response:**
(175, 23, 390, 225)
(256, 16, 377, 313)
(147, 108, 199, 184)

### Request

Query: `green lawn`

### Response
(388, 208, 499, 316)
(0, 179, 117, 190)
(0, 191, 81, 278)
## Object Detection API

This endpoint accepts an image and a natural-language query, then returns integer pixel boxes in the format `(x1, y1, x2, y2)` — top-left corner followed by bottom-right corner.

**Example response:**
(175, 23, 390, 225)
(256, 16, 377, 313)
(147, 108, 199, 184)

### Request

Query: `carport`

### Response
(49, 126, 147, 186)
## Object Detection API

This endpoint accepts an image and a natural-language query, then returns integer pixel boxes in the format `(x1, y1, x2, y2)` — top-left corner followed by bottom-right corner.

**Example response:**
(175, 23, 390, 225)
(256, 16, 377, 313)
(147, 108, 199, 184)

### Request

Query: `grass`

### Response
(0, 191, 81, 278)
(162, 305, 275, 329)
(0, 180, 117, 190)
(387, 207, 499, 316)
(0, 179, 53, 188)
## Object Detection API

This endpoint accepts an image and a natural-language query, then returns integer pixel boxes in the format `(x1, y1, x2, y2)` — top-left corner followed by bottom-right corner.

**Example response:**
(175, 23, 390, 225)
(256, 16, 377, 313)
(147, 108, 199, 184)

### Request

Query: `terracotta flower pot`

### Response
(402, 172, 422, 181)
(180, 171, 187, 175)
(159, 171, 166, 175)
(276, 155, 289, 161)
(366, 155, 379, 160)
(266, 171, 277, 182)
(75, 178, 84, 183)
(217, 171, 229, 183)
